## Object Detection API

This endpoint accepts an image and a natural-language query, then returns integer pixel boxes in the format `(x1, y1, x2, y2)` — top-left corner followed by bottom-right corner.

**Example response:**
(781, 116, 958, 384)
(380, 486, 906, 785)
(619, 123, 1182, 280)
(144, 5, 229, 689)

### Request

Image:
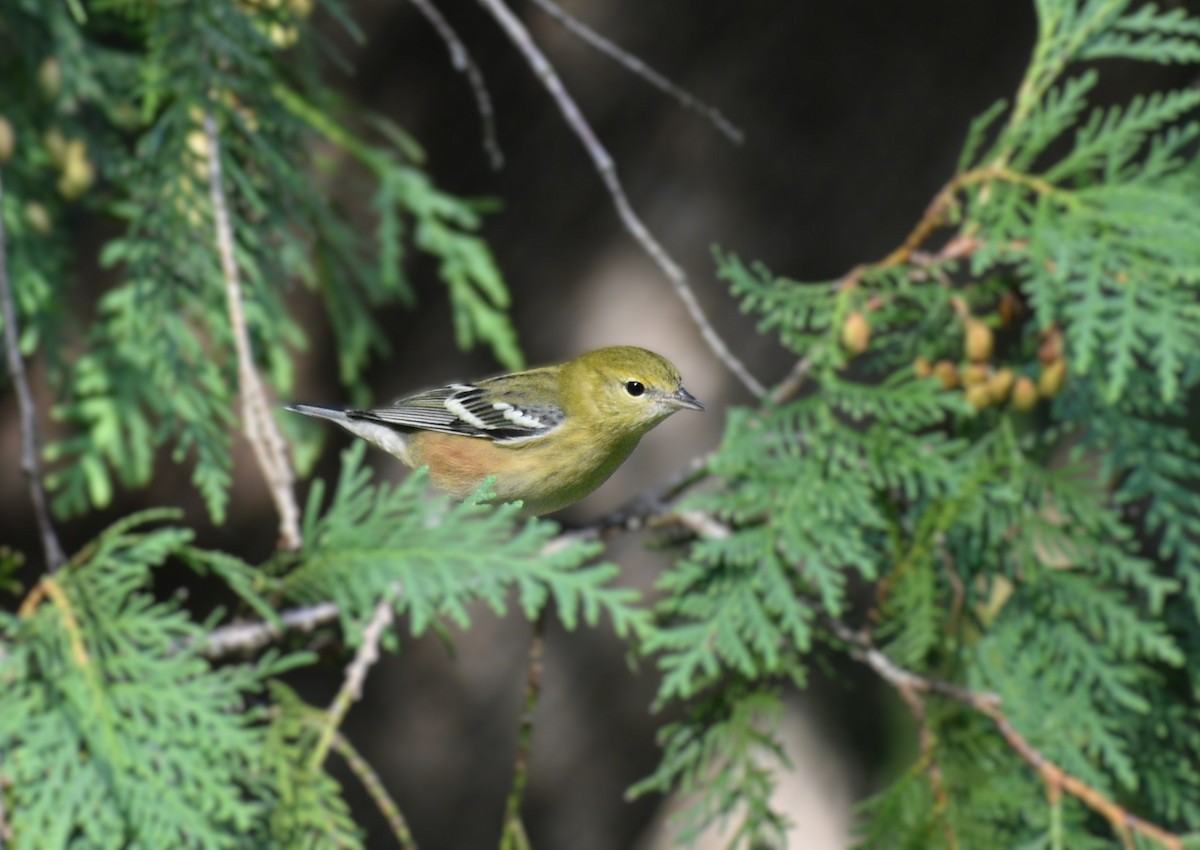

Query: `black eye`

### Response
(624, 381, 645, 397)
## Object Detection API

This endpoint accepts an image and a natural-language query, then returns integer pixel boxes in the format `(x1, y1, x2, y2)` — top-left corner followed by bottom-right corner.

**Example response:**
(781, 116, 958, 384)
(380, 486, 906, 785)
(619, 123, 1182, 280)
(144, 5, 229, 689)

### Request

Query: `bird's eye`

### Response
(624, 381, 645, 397)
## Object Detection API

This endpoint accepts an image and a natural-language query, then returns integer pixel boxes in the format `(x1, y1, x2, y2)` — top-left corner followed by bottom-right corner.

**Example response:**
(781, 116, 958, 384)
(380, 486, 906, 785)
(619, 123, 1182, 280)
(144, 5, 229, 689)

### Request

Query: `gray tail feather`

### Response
(284, 403, 353, 423)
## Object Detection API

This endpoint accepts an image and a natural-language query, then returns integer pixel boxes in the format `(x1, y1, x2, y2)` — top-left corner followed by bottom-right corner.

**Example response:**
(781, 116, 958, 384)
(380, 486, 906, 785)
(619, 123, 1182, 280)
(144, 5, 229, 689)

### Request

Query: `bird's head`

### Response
(562, 345, 704, 435)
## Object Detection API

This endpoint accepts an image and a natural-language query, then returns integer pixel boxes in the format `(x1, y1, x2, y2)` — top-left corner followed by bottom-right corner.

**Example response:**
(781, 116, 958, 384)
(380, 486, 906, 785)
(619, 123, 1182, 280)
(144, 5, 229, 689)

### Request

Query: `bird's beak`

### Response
(668, 386, 705, 411)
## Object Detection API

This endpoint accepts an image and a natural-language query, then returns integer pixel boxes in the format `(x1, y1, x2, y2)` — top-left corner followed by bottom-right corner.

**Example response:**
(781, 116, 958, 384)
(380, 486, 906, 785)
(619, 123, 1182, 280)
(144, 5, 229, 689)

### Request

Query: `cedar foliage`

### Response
(2, 1, 1200, 849)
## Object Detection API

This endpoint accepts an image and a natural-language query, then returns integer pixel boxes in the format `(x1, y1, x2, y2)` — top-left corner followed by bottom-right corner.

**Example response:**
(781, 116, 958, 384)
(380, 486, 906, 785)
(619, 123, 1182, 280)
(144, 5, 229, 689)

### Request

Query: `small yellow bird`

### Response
(287, 346, 704, 515)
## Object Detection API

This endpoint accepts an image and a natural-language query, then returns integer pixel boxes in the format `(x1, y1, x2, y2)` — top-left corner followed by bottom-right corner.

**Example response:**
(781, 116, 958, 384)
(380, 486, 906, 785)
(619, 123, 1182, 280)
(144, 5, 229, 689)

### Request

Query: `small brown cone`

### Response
(988, 368, 1015, 404)
(964, 319, 994, 362)
(0, 115, 14, 164)
(1039, 358, 1067, 398)
(934, 360, 959, 390)
(841, 310, 871, 355)
(1011, 376, 1038, 411)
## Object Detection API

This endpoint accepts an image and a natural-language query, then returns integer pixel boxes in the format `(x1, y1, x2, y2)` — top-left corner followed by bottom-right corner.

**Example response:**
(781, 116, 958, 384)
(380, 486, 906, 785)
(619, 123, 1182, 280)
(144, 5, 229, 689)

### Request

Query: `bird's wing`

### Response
(347, 374, 565, 444)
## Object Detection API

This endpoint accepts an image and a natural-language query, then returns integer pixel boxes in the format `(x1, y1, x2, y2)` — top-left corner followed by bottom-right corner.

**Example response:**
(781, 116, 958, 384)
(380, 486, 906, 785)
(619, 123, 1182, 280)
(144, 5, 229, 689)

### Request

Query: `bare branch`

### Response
(526, 0, 743, 145)
(199, 600, 341, 659)
(406, 0, 504, 169)
(0, 172, 65, 572)
(204, 111, 302, 551)
(769, 355, 814, 404)
(475, 0, 766, 399)
(831, 619, 1186, 850)
(309, 586, 399, 772)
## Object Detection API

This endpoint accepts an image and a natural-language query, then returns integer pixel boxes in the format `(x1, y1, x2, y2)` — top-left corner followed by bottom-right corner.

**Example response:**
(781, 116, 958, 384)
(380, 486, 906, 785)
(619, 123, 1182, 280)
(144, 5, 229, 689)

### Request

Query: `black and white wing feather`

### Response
(346, 372, 565, 444)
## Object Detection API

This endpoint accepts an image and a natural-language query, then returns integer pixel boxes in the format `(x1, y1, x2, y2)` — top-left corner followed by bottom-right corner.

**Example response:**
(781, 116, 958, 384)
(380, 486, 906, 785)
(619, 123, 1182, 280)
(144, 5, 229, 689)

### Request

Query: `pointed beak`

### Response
(668, 386, 705, 411)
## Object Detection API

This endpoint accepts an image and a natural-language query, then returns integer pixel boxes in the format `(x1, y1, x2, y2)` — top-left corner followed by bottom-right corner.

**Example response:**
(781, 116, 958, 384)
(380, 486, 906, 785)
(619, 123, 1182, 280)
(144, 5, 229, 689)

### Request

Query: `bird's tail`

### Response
(285, 403, 413, 465)
(285, 403, 353, 423)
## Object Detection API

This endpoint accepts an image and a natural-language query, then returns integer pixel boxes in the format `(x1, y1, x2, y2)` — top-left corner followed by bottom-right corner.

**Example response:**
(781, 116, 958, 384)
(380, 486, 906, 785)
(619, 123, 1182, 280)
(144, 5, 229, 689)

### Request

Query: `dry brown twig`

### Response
(474, 0, 766, 399)
(829, 619, 1185, 850)
(406, 0, 504, 169)
(204, 111, 302, 551)
(0, 171, 66, 572)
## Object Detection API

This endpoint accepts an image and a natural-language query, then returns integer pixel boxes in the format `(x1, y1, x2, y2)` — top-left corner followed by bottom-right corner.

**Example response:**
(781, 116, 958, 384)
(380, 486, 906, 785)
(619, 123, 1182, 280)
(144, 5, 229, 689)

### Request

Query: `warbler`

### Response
(287, 346, 704, 515)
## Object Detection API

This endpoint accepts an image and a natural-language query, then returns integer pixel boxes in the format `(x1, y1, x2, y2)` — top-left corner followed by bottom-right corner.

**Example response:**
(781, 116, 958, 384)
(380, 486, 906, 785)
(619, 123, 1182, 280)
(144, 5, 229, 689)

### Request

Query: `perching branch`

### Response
(406, 0, 504, 169)
(829, 620, 1186, 850)
(0, 171, 66, 573)
(526, 0, 744, 145)
(475, 0, 767, 399)
(197, 450, 715, 662)
(203, 111, 302, 551)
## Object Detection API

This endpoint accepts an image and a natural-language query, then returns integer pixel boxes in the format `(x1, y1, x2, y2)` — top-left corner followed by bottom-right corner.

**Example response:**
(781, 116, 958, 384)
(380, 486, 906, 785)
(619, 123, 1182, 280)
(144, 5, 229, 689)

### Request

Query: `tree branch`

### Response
(526, 0, 743, 145)
(204, 111, 302, 551)
(199, 599, 341, 659)
(0, 171, 66, 573)
(197, 450, 715, 662)
(308, 586, 399, 772)
(475, 0, 766, 399)
(829, 619, 1185, 850)
(406, 0, 504, 169)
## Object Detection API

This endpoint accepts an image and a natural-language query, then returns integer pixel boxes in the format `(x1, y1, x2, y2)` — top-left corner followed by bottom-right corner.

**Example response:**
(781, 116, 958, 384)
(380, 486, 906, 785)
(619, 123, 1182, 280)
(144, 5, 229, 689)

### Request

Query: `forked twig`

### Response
(475, 0, 766, 399)
(527, 0, 743, 145)
(204, 111, 302, 550)
(0, 171, 66, 572)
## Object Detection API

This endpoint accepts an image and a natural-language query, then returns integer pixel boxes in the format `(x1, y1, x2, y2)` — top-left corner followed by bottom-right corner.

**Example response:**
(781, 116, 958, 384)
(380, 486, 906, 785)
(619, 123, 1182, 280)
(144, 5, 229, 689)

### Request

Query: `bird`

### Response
(286, 346, 704, 516)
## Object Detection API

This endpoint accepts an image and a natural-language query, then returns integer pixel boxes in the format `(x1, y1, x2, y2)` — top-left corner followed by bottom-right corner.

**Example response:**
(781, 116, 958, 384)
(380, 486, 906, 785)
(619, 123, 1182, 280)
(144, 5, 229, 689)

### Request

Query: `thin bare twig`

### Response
(406, 0, 504, 169)
(0, 172, 66, 572)
(830, 620, 1185, 850)
(500, 610, 547, 850)
(527, 0, 743, 145)
(475, 0, 766, 399)
(309, 587, 398, 771)
(329, 729, 419, 850)
(199, 600, 341, 658)
(769, 354, 814, 405)
(204, 111, 302, 550)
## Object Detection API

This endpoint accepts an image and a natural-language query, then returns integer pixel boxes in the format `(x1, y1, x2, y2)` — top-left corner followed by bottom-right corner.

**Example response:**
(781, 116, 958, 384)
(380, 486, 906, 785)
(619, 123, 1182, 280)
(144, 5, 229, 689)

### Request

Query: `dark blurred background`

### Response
(6, 1, 1194, 847)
